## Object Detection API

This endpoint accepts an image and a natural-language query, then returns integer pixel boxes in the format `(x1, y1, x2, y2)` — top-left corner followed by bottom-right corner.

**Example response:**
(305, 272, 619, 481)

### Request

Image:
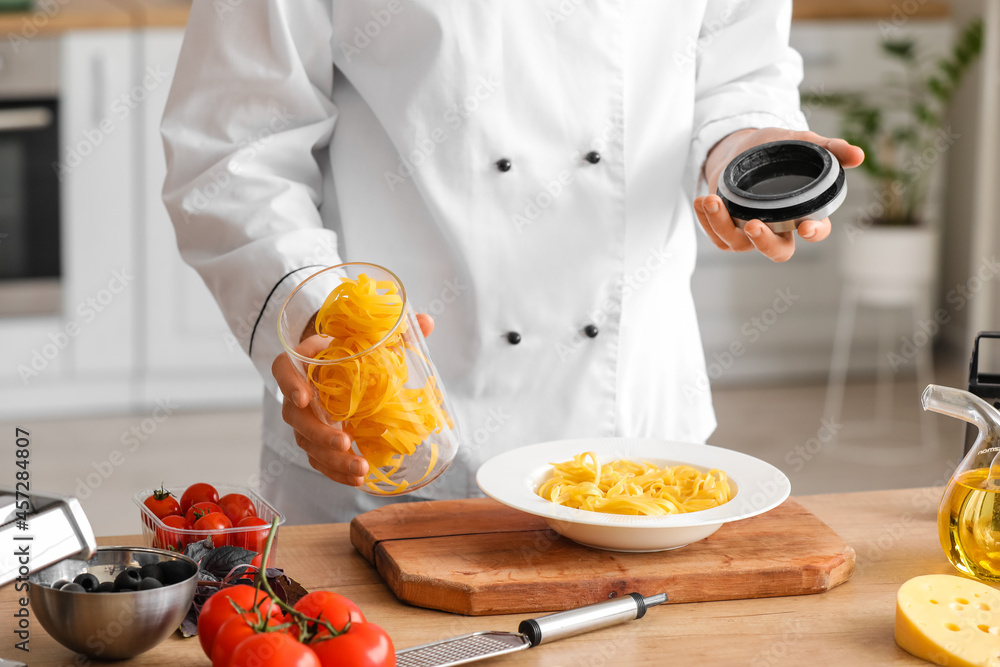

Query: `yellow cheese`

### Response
(895, 574, 1000, 666)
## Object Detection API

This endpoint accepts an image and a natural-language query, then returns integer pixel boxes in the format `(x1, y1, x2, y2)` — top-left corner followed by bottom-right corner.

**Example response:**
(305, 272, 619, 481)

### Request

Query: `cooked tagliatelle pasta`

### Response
(536, 453, 733, 515)
(305, 273, 453, 494)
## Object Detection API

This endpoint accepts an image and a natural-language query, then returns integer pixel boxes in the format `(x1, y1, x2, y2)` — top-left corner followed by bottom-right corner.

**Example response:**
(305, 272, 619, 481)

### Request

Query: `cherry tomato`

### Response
(229, 633, 320, 667)
(186, 502, 224, 525)
(237, 516, 270, 553)
(155, 515, 191, 551)
(293, 591, 366, 639)
(210, 611, 281, 667)
(143, 485, 181, 520)
(309, 623, 395, 667)
(219, 493, 257, 525)
(197, 584, 281, 658)
(181, 482, 220, 513)
(194, 512, 233, 547)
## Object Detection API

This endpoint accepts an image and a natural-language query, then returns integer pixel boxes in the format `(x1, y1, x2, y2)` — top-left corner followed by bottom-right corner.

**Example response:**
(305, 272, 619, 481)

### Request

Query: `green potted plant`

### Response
(803, 18, 983, 297)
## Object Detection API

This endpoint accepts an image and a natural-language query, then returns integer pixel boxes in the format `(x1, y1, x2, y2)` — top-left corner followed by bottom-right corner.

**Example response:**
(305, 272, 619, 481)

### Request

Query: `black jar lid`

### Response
(716, 140, 847, 233)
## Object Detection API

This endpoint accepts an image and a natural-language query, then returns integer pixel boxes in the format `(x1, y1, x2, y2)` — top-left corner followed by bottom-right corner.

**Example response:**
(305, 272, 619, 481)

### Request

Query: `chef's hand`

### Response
(271, 313, 435, 487)
(694, 128, 864, 262)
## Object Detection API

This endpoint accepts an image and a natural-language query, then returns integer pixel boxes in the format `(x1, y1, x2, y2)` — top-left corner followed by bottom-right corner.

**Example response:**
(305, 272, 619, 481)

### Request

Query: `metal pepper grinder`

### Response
(964, 332, 1000, 455)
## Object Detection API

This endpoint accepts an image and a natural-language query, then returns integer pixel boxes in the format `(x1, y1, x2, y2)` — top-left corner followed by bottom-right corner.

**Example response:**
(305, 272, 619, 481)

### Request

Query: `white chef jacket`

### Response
(162, 0, 807, 522)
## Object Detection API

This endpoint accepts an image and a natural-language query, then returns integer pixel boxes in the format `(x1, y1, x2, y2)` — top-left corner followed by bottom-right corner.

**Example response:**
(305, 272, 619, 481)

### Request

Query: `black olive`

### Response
(159, 560, 193, 585)
(61, 583, 86, 593)
(138, 577, 163, 590)
(96, 581, 116, 593)
(139, 563, 164, 583)
(113, 568, 142, 591)
(73, 573, 100, 592)
(51, 579, 70, 590)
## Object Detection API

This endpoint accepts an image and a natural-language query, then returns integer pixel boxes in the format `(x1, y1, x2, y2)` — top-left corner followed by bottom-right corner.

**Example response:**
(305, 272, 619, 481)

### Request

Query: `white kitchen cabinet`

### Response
(0, 31, 139, 417)
(136, 29, 261, 407)
(690, 20, 952, 383)
(0, 28, 260, 420)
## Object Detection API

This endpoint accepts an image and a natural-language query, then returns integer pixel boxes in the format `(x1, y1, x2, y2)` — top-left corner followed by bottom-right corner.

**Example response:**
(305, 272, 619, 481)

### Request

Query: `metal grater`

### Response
(395, 593, 667, 667)
(396, 632, 530, 666)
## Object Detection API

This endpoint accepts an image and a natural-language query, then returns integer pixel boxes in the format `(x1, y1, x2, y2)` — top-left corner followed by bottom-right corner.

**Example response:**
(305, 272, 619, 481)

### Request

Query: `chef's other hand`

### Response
(694, 128, 864, 263)
(271, 313, 435, 487)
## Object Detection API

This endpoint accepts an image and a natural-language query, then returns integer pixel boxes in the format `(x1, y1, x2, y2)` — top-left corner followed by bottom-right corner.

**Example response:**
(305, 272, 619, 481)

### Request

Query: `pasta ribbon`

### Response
(537, 452, 732, 515)
(305, 273, 453, 492)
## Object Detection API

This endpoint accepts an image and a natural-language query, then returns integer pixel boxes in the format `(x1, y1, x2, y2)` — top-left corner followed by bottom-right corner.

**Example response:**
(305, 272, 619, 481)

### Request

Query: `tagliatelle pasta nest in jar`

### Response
(536, 452, 733, 515)
(305, 273, 453, 494)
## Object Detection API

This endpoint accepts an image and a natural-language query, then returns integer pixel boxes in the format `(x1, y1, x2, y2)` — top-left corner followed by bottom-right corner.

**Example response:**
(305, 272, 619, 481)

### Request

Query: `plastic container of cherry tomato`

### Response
(133, 485, 285, 565)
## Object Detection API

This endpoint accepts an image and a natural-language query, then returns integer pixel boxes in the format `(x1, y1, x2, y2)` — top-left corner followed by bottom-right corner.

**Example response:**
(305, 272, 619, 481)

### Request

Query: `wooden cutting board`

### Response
(350, 497, 856, 616)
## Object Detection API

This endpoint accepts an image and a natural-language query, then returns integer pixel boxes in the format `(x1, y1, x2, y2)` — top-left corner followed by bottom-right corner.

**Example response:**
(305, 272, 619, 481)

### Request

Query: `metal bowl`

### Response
(29, 546, 198, 660)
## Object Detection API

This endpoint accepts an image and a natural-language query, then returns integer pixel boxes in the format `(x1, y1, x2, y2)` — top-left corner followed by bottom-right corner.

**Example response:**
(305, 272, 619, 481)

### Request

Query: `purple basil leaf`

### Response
(184, 538, 215, 563)
(201, 546, 256, 579)
(268, 572, 308, 607)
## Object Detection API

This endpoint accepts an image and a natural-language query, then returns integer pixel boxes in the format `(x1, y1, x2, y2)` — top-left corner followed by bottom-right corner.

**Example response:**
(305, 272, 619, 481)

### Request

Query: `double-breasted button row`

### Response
(494, 151, 602, 172)
(505, 325, 599, 345)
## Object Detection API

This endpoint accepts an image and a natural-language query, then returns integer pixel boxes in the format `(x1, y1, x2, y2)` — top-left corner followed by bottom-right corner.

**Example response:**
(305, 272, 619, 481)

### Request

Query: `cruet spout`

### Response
(922, 384, 1000, 481)
(921, 385, 1000, 436)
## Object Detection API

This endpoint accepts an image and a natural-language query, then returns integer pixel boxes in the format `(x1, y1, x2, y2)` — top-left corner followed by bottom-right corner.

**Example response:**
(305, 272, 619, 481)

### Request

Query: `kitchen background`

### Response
(0, 0, 997, 535)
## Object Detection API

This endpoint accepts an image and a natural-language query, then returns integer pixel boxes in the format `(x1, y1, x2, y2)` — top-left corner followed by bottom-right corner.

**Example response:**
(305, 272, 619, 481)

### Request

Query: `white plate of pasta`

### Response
(476, 437, 791, 552)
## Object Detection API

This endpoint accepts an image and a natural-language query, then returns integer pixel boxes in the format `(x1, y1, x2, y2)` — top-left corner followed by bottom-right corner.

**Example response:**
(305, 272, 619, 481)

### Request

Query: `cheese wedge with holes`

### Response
(895, 574, 1000, 667)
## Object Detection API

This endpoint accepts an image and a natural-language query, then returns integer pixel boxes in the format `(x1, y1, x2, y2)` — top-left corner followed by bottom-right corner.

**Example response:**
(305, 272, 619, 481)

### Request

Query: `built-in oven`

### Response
(0, 37, 61, 316)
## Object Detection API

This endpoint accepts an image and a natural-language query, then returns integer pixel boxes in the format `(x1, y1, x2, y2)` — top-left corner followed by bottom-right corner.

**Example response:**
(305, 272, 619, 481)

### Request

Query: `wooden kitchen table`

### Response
(4, 487, 961, 666)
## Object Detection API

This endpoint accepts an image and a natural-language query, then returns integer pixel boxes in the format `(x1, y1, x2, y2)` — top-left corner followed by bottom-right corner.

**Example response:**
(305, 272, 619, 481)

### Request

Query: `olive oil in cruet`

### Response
(922, 384, 1000, 582)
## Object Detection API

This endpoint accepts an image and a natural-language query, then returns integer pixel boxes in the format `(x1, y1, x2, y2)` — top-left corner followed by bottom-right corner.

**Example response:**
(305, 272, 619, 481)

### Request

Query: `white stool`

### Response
(823, 229, 940, 464)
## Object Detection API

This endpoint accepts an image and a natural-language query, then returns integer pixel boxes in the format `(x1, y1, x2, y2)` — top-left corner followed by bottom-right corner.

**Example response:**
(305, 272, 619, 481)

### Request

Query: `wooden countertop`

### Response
(0, 0, 952, 34)
(5, 487, 973, 666)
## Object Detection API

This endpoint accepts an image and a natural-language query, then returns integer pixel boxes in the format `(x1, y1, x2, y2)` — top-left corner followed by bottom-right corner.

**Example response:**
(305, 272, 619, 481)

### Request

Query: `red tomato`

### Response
(197, 584, 281, 658)
(219, 493, 257, 525)
(229, 633, 320, 667)
(210, 612, 281, 667)
(309, 623, 395, 667)
(181, 482, 220, 513)
(186, 502, 224, 525)
(155, 515, 191, 551)
(194, 512, 233, 547)
(293, 592, 366, 638)
(143, 485, 181, 521)
(237, 516, 270, 553)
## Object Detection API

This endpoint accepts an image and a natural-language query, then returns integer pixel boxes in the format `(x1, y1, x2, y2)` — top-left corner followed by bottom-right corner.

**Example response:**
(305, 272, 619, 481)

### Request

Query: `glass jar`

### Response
(278, 263, 460, 495)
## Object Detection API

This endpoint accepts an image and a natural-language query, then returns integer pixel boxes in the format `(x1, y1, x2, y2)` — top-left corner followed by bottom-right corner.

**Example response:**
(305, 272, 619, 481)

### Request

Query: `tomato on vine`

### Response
(197, 584, 281, 658)
(228, 633, 320, 667)
(309, 623, 395, 667)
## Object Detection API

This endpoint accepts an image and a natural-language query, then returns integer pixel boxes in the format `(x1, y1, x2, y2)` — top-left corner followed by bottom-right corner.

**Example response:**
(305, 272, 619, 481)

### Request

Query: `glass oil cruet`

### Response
(922, 384, 1000, 581)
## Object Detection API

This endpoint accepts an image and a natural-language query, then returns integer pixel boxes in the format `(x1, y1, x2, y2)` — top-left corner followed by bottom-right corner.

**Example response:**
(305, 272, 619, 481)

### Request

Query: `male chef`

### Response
(162, 1, 863, 522)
